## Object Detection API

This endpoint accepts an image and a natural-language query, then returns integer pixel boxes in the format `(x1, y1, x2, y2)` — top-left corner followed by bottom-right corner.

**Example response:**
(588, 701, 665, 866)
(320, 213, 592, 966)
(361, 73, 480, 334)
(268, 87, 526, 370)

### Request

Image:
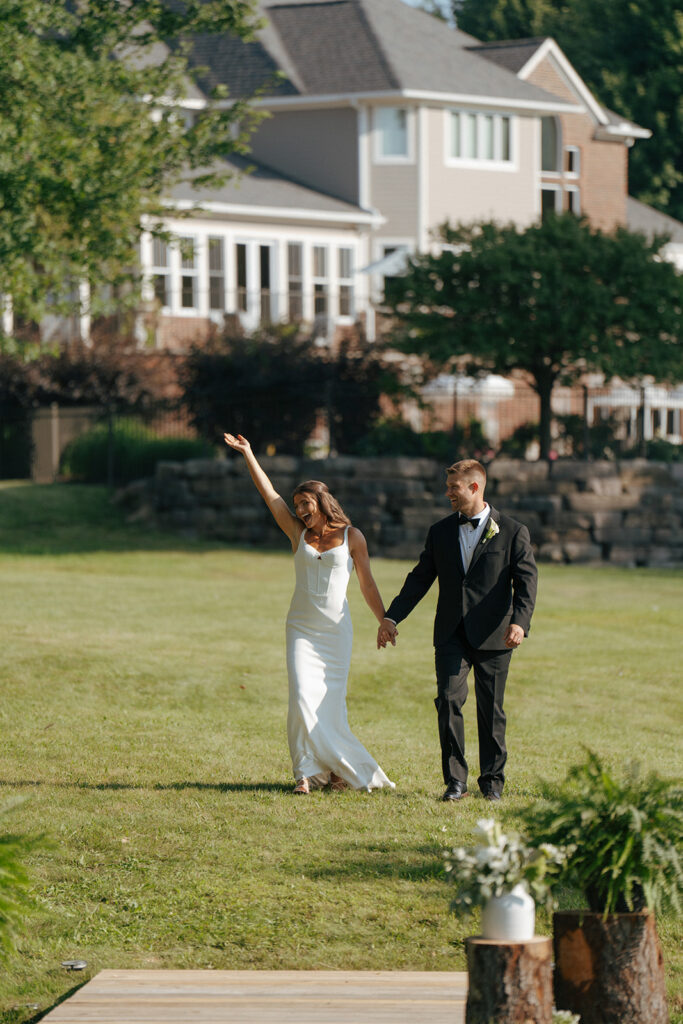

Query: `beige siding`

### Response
(250, 109, 359, 205)
(369, 163, 420, 238)
(427, 108, 538, 228)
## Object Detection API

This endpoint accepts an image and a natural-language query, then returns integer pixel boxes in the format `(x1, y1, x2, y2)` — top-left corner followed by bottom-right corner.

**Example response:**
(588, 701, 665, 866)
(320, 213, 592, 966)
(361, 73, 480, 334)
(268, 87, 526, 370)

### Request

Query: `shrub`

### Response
(60, 419, 214, 484)
(354, 416, 486, 462)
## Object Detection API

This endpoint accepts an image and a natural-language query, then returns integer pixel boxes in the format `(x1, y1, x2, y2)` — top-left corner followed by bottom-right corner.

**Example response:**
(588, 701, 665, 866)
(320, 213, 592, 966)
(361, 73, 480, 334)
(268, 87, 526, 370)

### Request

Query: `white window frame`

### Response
(565, 185, 581, 215)
(565, 145, 581, 178)
(374, 106, 414, 164)
(445, 109, 516, 171)
(541, 184, 563, 218)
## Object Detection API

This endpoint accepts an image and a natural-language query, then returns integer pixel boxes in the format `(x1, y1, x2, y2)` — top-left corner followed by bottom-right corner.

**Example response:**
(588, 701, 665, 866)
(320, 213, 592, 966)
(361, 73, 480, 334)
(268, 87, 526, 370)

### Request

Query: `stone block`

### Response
(549, 510, 596, 531)
(585, 476, 624, 496)
(549, 460, 617, 481)
(538, 542, 564, 563)
(508, 494, 564, 515)
(259, 455, 301, 475)
(402, 507, 444, 529)
(510, 510, 543, 535)
(594, 527, 653, 545)
(608, 546, 638, 566)
(618, 460, 675, 487)
(182, 458, 230, 478)
(563, 542, 603, 563)
(646, 546, 683, 567)
(488, 459, 549, 482)
(566, 492, 640, 512)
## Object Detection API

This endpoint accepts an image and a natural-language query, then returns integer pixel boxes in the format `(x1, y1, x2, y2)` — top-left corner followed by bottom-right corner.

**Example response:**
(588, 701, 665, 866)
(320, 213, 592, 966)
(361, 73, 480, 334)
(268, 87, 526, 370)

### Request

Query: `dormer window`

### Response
(375, 107, 411, 161)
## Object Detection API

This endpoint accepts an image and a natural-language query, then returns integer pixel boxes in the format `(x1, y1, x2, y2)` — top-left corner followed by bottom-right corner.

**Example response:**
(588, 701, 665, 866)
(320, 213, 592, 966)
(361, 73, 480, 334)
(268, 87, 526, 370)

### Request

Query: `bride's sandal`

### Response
(329, 772, 349, 792)
(293, 777, 310, 795)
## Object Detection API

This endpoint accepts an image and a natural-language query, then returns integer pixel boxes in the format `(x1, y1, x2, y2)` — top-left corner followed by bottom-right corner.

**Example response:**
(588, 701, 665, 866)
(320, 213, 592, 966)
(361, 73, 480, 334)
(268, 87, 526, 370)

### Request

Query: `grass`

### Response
(0, 480, 682, 1022)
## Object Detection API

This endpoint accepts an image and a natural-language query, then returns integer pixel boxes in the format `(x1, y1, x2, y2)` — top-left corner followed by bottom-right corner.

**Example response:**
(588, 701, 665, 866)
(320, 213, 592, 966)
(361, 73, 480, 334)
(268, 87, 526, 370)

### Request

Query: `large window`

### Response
(208, 237, 225, 311)
(449, 110, 512, 164)
(375, 107, 409, 159)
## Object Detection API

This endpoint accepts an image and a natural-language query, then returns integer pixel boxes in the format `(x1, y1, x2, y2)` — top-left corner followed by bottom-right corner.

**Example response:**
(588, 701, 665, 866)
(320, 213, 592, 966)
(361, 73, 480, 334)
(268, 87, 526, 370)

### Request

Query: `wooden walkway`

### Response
(42, 970, 468, 1023)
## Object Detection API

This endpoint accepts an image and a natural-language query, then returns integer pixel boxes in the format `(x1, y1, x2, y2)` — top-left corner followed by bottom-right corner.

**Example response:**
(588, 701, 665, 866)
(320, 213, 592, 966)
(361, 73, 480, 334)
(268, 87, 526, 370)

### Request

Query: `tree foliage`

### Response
(453, 0, 683, 218)
(0, 0, 263, 318)
(383, 214, 683, 458)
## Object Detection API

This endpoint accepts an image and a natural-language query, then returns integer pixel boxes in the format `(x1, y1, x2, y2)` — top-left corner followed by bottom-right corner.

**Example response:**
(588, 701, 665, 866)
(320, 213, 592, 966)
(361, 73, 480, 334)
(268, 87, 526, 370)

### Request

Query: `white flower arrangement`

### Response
(482, 518, 500, 544)
(444, 818, 571, 913)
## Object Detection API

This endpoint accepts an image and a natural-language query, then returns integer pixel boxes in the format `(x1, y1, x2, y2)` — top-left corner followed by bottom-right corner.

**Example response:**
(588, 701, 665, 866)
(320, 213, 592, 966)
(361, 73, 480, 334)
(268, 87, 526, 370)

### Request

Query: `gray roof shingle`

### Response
(466, 38, 547, 75)
(627, 196, 683, 244)
(169, 153, 370, 216)
(184, 0, 573, 107)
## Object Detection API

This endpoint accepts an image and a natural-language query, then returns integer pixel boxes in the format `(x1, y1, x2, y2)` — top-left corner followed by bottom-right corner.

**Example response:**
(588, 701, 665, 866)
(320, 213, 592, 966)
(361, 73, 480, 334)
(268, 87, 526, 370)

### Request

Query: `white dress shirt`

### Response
(459, 503, 490, 572)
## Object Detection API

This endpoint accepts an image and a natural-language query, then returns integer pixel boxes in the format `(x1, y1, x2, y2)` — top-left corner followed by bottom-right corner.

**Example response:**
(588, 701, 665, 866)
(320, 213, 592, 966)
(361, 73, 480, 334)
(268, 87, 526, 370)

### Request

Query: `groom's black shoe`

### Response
(483, 789, 502, 801)
(442, 781, 468, 802)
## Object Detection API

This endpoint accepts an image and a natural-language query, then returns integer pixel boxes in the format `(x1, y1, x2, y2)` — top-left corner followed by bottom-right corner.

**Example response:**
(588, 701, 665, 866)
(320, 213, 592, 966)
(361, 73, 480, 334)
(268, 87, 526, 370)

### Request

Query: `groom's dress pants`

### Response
(434, 622, 512, 795)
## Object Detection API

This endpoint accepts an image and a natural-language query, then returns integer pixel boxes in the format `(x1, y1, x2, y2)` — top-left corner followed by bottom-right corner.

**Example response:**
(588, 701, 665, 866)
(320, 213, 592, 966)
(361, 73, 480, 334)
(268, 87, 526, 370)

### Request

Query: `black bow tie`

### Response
(459, 514, 481, 529)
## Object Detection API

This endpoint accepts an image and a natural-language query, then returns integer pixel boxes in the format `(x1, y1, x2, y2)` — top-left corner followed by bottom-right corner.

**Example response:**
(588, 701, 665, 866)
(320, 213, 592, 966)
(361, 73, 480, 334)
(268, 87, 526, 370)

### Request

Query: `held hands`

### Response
(223, 432, 251, 454)
(377, 618, 398, 650)
(504, 624, 525, 649)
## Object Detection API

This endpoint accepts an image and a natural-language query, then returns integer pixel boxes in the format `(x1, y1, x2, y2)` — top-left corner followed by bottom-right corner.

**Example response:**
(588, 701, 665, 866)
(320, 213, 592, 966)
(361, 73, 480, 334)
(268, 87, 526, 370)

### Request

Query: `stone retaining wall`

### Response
(118, 456, 683, 566)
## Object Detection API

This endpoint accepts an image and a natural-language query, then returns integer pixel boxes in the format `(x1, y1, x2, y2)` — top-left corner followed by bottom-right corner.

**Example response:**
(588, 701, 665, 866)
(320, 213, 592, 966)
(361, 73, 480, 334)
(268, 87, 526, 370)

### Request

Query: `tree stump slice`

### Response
(553, 910, 669, 1024)
(465, 935, 553, 1024)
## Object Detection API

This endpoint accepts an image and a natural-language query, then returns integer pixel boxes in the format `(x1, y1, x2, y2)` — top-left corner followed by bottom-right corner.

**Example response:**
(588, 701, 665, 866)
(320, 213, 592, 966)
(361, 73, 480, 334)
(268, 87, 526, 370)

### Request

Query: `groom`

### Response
(378, 459, 537, 802)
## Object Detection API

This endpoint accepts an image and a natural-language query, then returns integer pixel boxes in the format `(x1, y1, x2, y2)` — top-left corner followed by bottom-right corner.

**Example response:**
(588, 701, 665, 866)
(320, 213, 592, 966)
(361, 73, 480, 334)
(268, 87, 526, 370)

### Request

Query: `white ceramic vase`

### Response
(481, 883, 535, 941)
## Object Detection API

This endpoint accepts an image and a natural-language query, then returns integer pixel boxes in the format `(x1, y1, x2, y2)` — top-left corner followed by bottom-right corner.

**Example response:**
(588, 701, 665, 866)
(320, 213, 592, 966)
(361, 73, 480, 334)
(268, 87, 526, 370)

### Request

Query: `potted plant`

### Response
(444, 817, 569, 940)
(524, 750, 683, 1024)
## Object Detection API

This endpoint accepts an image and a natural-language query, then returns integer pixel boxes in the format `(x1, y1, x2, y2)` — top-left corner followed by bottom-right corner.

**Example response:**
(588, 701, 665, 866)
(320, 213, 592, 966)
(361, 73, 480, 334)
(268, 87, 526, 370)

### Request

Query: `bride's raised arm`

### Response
(223, 433, 301, 549)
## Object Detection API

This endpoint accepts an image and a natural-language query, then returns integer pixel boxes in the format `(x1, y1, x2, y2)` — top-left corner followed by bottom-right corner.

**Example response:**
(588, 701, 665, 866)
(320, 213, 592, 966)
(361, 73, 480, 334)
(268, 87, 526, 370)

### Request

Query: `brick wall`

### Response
(527, 58, 628, 231)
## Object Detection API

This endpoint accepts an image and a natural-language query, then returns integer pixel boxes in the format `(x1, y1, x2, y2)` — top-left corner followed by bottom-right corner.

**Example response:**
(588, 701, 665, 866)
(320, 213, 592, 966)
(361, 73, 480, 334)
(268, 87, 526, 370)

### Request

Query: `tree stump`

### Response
(465, 935, 553, 1023)
(553, 910, 669, 1023)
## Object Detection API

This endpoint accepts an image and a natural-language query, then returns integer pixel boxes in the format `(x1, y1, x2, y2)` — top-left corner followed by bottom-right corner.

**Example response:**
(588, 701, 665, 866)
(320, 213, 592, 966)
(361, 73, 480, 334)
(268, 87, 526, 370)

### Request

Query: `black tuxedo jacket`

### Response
(385, 506, 538, 651)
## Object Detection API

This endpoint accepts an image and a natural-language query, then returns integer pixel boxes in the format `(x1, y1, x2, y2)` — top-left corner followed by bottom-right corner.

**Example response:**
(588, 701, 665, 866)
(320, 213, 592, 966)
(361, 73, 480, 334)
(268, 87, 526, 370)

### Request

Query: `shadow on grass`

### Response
(5, 977, 92, 1024)
(306, 841, 447, 882)
(0, 779, 292, 794)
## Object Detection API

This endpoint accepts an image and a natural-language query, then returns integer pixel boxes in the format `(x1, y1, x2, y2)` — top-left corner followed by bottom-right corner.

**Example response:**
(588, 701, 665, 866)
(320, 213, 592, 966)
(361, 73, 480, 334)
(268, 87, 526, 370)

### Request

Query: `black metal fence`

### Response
(1, 382, 681, 486)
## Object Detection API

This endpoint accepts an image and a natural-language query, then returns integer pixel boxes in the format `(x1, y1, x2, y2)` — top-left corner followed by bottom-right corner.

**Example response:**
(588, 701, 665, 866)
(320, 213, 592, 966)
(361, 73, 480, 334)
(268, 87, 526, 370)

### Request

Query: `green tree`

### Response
(0, 0, 263, 320)
(383, 214, 683, 459)
(454, 0, 683, 219)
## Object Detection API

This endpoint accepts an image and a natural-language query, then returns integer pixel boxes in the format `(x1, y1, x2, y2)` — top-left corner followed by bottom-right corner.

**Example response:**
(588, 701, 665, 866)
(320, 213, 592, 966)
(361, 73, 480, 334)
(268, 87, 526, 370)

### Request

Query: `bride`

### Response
(224, 432, 395, 795)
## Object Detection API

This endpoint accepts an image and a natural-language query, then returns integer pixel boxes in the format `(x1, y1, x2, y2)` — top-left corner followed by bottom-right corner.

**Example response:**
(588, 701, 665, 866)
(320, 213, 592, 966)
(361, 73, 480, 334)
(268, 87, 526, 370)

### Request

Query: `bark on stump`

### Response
(553, 910, 669, 1024)
(465, 935, 552, 1023)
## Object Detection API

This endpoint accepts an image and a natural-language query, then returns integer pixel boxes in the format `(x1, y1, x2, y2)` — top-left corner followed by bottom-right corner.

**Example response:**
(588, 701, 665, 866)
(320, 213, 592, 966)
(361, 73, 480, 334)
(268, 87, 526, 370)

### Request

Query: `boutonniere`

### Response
(482, 519, 499, 544)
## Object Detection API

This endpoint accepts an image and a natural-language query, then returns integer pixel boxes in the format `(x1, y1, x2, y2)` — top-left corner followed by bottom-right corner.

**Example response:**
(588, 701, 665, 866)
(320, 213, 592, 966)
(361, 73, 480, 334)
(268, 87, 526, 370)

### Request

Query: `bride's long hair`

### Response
(293, 480, 351, 526)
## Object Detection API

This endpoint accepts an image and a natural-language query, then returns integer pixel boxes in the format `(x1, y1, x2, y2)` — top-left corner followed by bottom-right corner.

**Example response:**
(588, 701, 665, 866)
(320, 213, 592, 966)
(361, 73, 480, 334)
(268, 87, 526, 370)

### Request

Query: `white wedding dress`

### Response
(285, 526, 395, 792)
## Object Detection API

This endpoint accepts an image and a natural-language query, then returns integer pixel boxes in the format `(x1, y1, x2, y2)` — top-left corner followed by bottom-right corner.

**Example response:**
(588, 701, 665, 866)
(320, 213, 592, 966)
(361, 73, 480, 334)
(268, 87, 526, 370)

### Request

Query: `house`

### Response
(141, 0, 656, 349)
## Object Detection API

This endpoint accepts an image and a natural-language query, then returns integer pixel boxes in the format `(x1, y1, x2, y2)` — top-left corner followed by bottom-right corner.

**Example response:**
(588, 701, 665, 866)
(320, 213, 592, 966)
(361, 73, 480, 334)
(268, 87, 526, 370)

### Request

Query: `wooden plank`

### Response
(43, 970, 468, 1023)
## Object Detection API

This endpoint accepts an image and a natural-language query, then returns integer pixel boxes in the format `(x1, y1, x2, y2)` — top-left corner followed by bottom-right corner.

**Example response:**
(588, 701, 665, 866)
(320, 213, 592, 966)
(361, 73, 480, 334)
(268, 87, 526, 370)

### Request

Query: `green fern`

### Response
(524, 750, 683, 916)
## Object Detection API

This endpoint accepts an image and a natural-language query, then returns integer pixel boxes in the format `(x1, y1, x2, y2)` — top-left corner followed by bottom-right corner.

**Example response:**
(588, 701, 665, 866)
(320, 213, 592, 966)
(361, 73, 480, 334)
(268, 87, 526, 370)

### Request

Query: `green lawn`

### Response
(1, 481, 682, 1022)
